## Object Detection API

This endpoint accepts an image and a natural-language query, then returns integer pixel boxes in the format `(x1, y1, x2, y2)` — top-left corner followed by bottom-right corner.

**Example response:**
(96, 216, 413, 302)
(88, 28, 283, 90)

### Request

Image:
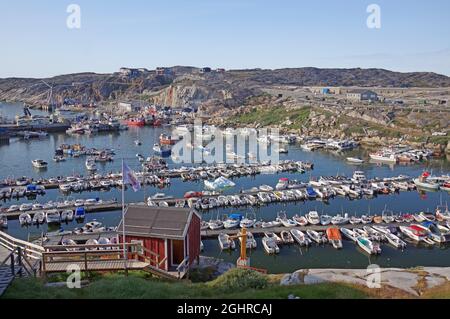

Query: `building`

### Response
(118, 206, 201, 273)
(200, 67, 212, 74)
(346, 89, 378, 101)
(119, 67, 147, 78)
(118, 101, 145, 113)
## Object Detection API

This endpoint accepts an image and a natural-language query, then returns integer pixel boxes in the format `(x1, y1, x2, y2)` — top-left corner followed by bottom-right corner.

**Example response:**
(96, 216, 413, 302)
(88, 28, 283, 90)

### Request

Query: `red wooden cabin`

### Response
(118, 205, 201, 272)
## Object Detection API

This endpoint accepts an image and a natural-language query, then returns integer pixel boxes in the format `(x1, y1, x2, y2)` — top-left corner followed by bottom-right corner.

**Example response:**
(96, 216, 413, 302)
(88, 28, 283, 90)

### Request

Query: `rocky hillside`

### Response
(1, 67, 449, 109)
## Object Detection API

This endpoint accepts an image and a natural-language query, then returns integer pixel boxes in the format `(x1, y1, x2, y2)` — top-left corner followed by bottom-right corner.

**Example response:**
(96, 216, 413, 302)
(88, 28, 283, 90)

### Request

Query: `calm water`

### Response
(1, 102, 450, 273)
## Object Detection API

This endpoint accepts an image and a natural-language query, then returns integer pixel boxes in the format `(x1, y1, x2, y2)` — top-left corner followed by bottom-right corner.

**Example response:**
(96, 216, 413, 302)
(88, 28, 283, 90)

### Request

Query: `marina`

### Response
(0, 102, 449, 273)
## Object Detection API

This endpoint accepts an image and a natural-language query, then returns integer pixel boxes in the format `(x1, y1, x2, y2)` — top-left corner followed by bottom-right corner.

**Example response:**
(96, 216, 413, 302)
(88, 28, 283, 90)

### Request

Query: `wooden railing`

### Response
(0, 231, 44, 260)
(0, 247, 39, 278)
(176, 256, 190, 279)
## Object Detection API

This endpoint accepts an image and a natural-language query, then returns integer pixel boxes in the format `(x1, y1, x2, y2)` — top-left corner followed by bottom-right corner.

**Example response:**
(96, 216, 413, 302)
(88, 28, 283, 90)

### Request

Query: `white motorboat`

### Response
(331, 214, 349, 225)
(0, 214, 8, 229)
(293, 214, 308, 226)
(306, 211, 320, 225)
(399, 225, 434, 244)
(346, 157, 364, 164)
(369, 152, 397, 163)
(218, 233, 236, 250)
(290, 229, 311, 246)
(261, 220, 282, 228)
(306, 229, 327, 244)
(349, 216, 362, 224)
(45, 210, 61, 225)
(19, 213, 32, 226)
(264, 232, 283, 244)
(85, 158, 97, 171)
(32, 211, 45, 224)
(385, 232, 407, 249)
(320, 214, 332, 226)
(61, 209, 74, 222)
(32, 159, 48, 169)
(238, 230, 257, 249)
(340, 227, 358, 242)
(261, 237, 279, 254)
(19, 204, 32, 211)
(240, 213, 256, 228)
(280, 230, 295, 244)
(208, 219, 224, 230)
(276, 211, 296, 227)
(356, 236, 381, 255)
(413, 172, 440, 190)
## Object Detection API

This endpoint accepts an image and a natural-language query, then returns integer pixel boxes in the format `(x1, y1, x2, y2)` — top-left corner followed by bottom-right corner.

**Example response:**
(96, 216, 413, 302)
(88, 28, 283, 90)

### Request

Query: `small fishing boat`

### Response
(19, 213, 32, 226)
(74, 207, 86, 221)
(61, 239, 77, 251)
(346, 157, 364, 164)
(331, 214, 349, 225)
(420, 221, 447, 243)
(85, 158, 97, 171)
(218, 233, 235, 250)
(320, 214, 332, 226)
(0, 214, 8, 229)
(238, 230, 257, 249)
(306, 229, 327, 244)
(264, 232, 283, 244)
(45, 210, 61, 225)
(385, 232, 407, 249)
(290, 229, 311, 246)
(261, 220, 282, 228)
(208, 219, 224, 230)
(340, 227, 358, 242)
(223, 214, 242, 229)
(262, 237, 279, 254)
(436, 206, 450, 221)
(418, 212, 435, 222)
(399, 225, 435, 244)
(293, 214, 308, 226)
(280, 230, 295, 244)
(153, 144, 172, 157)
(276, 211, 296, 227)
(349, 215, 362, 224)
(305, 211, 320, 225)
(32, 159, 48, 169)
(125, 118, 145, 127)
(356, 237, 381, 255)
(413, 172, 440, 190)
(373, 215, 383, 224)
(240, 213, 256, 228)
(61, 209, 74, 222)
(326, 227, 343, 249)
(32, 211, 45, 225)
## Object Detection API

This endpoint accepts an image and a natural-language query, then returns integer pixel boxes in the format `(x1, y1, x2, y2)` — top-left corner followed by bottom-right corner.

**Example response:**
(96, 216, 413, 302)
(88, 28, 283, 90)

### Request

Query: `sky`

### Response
(0, 0, 449, 78)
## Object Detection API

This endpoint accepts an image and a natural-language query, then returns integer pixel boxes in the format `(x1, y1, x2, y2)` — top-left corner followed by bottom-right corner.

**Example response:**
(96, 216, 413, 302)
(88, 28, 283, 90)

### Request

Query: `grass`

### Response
(2, 270, 368, 299)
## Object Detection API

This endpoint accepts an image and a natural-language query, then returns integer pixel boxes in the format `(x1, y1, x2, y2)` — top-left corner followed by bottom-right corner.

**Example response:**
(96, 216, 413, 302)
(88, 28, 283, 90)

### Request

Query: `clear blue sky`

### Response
(1, 0, 449, 78)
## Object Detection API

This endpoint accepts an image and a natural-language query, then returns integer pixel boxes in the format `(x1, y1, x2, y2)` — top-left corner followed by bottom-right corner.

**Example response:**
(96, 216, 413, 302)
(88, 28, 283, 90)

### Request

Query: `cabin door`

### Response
(172, 240, 185, 265)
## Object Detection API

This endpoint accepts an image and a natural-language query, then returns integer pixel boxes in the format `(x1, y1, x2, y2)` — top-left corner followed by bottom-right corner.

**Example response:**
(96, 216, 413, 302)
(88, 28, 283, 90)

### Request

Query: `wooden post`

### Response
(84, 252, 89, 279)
(10, 251, 15, 276)
(17, 247, 23, 277)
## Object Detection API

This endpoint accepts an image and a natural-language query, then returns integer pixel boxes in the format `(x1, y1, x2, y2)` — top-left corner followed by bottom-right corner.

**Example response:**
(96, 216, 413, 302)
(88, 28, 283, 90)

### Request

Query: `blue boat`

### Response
(306, 186, 317, 199)
(75, 207, 86, 220)
(153, 144, 172, 158)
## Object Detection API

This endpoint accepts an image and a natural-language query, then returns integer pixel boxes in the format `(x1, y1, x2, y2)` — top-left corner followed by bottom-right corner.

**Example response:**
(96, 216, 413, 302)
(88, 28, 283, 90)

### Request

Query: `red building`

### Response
(118, 205, 201, 273)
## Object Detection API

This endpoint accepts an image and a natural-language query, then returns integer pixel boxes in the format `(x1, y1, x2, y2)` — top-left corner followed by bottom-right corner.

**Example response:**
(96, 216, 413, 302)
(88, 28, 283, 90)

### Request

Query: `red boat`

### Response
(160, 133, 178, 145)
(125, 118, 145, 126)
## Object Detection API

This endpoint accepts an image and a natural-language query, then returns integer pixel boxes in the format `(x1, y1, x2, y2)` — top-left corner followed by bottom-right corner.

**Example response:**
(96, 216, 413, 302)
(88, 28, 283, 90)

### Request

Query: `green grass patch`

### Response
(2, 269, 368, 299)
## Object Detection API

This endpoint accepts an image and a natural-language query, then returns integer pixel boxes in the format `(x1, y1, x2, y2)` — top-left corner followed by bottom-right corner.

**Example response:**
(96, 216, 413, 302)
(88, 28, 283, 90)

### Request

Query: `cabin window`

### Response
(130, 240, 144, 255)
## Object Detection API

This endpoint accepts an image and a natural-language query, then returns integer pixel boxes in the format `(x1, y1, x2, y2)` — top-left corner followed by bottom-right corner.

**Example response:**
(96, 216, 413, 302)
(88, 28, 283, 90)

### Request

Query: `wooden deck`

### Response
(43, 259, 148, 273)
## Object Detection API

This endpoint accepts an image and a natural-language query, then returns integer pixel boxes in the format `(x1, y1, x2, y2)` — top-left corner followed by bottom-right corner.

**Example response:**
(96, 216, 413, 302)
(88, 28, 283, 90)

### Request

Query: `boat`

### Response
(61, 239, 77, 251)
(238, 230, 257, 249)
(125, 118, 145, 126)
(440, 182, 450, 192)
(305, 186, 317, 199)
(240, 213, 256, 228)
(399, 225, 435, 244)
(153, 143, 172, 157)
(290, 229, 311, 246)
(264, 232, 283, 244)
(261, 220, 282, 228)
(275, 178, 289, 190)
(208, 219, 224, 230)
(369, 152, 397, 163)
(32, 159, 48, 169)
(305, 211, 320, 225)
(218, 233, 236, 250)
(19, 213, 32, 226)
(331, 214, 349, 225)
(326, 227, 343, 249)
(293, 214, 308, 226)
(223, 214, 242, 229)
(356, 237, 381, 255)
(45, 210, 61, 225)
(276, 211, 296, 227)
(280, 230, 295, 244)
(74, 207, 86, 220)
(346, 157, 364, 164)
(61, 209, 74, 222)
(306, 229, 327, 244)
(352, 171, 367, 183)
(349, 215, 362, 224)
(53, 155, 65, 162)
(436, 206, 450, 221)
(32, 212, 45, 224)
(159, 133, 178, 145)
(420, 221, 448, 243)
(385, 232, 407, 249)
(320, 214, 332, 225)
(340, 227, 358, 242)
(0, 214, 8, 229)
(413, 172, 440, 190)
(418, 212, 435, 222)
(261, 237, 280, 254)
(85, 158, 97, 171)
(372, 225, 390, 235)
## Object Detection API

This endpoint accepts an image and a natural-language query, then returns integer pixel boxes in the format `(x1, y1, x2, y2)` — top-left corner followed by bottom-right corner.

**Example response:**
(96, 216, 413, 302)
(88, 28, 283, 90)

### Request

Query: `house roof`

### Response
(347, 89, 377, 94)
(118, 205, 199, 240)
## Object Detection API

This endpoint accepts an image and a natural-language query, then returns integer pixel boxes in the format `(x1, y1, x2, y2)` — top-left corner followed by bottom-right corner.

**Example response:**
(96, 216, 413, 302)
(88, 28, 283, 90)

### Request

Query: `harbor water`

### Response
(1, 102, 449, 273)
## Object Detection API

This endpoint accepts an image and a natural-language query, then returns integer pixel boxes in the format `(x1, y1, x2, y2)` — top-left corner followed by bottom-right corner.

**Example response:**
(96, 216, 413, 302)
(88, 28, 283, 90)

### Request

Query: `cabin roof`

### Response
(118, 205, 198, 240)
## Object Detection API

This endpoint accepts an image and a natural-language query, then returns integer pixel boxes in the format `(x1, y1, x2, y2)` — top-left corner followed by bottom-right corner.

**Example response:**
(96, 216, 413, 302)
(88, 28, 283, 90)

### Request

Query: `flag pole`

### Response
(122, 159, 128, 275)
